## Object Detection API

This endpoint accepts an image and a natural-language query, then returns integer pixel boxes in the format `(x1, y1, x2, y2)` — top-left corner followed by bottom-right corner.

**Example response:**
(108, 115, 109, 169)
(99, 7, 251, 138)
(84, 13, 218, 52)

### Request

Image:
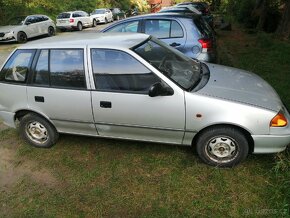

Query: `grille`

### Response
(0, 33, 5, 37)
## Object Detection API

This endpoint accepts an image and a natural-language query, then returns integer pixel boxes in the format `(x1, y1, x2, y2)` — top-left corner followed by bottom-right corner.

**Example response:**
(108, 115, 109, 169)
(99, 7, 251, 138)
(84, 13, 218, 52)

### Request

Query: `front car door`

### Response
(26, 47, 96, 136)
(88, 47, 185, 144)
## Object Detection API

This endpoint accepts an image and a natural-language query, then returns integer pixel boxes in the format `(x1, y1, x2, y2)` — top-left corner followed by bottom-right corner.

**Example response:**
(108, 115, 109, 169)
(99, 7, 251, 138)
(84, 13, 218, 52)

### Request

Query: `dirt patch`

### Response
(0, 125, 58, 188)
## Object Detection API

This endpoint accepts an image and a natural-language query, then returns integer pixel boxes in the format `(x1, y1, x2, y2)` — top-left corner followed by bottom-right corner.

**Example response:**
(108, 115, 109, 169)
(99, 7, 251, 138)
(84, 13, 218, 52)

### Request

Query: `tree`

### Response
(276, 0, 290, 39)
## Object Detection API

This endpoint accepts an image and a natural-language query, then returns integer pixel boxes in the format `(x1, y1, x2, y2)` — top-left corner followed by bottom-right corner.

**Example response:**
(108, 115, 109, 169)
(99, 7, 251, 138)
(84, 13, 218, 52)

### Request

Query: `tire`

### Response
(93, 19, 97, 27)
(47, 26, 55, 37)
(105, 18, 108, 24)
(19, 113, 59, 148)
(196, 127, 249, 167)
(17, 31, 27, 43)
(77, 22, 83, 31)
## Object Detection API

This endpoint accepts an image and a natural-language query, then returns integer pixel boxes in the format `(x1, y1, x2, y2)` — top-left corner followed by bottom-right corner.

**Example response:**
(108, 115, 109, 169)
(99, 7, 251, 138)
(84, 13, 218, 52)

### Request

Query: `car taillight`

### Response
(69, 18, 74, 23)
(198, 38, 213, 52)
(270, 112, 288, 127)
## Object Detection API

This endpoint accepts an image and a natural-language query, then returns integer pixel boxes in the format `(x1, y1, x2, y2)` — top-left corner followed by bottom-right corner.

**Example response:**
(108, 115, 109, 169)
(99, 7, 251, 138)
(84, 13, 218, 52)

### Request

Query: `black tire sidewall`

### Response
(196, 127, 249, 167)
(77, 22, 82, 31)
(19, 114, 58, 148)
(17, 32, 27, 43)
(48, 27, 55, 36)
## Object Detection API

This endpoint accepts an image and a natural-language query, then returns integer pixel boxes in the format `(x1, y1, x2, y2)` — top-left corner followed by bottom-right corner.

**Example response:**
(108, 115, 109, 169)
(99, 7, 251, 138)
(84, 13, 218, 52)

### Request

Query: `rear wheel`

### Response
(47, 26, 55, 36)
(77, 22, 83, 31)
(17, 31, 27, 43)
(19, 113, 59, 148)
(105, 18, 108, 24)
(196, 126, 249, 167)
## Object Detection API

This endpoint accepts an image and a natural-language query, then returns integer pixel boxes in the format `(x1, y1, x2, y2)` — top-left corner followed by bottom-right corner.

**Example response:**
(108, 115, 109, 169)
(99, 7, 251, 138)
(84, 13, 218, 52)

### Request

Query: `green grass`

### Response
(0, 27, 290, 217)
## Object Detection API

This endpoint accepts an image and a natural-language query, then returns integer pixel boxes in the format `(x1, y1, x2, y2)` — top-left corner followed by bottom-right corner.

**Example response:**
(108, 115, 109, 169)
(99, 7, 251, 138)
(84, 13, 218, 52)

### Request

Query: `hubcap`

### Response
(206, 136, 238, 163)
(25, 121, 48, 144)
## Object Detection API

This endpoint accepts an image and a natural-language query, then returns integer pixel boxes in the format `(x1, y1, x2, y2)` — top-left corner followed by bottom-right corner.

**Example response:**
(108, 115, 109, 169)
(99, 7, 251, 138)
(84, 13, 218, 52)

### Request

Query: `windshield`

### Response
(92, 9, 106, 14)
(7, 16, 26, 25)
(134, 38, 201, 90)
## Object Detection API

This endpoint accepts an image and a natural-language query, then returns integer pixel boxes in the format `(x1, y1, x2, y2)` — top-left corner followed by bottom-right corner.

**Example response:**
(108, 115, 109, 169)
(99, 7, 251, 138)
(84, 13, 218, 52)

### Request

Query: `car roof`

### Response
(18, 33, 149, 49)
(120, 12, 199, 20)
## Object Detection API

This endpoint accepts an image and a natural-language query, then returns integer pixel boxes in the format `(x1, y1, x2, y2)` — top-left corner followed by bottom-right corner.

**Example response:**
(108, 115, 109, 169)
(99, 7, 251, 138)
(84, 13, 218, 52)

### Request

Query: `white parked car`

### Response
(90, 8, 113, 25)
(0, 15, 55, 43)
(0, 33, 289, 167)
(56, 11, 92, 31)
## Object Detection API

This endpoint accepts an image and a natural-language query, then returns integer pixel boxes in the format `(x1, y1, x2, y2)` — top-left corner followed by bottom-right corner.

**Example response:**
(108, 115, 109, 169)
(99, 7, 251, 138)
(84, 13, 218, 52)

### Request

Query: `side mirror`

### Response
(149, 82, 174, 97)
(25, 21, 31, 25)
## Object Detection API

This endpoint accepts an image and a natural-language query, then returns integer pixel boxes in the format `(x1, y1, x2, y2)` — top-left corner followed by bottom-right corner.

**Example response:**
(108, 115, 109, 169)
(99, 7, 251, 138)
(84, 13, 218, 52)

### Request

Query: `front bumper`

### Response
(253, 134, 290, 153)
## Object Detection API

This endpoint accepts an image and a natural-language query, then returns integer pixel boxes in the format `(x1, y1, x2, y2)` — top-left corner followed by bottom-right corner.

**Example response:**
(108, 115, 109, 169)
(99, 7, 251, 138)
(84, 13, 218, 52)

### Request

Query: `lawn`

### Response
(0, 26, 289, 217)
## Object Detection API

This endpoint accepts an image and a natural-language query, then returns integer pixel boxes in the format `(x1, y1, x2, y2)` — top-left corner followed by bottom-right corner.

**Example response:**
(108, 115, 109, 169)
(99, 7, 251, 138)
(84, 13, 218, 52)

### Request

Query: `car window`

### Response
(31, 49, 86, 89)
(145, 20, 183, 39)
(57, 13, 71, 19)
(91, 49, 160, 93)
(0, 49, 35, 83)
(26, 16, 37, 24)
(33, 50, 49, 86)
(106, 21, 139, 33)
(72, 13, 81, 18)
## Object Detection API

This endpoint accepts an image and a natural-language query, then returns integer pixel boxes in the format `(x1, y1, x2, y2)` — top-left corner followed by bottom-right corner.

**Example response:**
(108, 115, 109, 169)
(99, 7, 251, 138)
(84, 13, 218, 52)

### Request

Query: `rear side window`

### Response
(105, 21, 139, 33)
(144, 20, 183, 39)
(57, 13, 71, 19)
(32, 49, 86, 89)
(0, 49, 35, 83)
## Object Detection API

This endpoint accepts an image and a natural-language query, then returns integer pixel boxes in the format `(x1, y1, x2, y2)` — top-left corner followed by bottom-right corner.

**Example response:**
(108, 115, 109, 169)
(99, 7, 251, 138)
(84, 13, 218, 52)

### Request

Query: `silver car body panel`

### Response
(0, 33, 289, 154)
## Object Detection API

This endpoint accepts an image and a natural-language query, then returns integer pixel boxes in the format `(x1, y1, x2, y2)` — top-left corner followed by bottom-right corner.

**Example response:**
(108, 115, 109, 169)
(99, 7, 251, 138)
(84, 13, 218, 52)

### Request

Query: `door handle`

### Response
(170, 42, 181, 47)
(100, 101, 112, 108)
(35, 96, 44, 102)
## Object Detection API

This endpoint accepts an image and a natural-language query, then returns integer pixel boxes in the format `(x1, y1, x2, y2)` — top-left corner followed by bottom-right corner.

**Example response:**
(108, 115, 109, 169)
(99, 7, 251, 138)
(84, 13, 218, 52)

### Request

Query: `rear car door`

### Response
(143, 19, 186, 52)
(26, 48, 97, 136)
(89, 48, 185, 144)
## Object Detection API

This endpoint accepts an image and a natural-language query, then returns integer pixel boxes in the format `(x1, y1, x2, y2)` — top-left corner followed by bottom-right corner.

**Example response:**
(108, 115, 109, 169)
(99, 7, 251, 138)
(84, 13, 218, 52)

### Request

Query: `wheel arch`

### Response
(14, 109, 57, 132)
(191, 124, 254, 154)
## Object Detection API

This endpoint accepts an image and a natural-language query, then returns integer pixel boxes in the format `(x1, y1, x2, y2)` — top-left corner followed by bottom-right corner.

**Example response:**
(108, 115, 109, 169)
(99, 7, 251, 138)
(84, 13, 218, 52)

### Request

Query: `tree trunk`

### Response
(276, 0, 290, 39)
(256, 0, 268, 31)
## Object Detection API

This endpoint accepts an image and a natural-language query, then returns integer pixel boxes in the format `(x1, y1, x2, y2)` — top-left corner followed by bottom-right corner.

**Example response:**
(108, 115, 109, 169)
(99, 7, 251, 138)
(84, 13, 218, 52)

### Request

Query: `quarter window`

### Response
(0, 49, 35, 83)
(144, 20, 183, 38)
(91, 49, 160, 93)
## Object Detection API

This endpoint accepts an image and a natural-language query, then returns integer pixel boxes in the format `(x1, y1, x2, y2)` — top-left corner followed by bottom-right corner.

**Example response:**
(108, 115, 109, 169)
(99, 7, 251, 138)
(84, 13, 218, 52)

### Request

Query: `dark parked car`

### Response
(101, 13, 216, 63)
(159, 6, 214, 28)
(110, 8, 127, 20)
(177, 2, 210, 15)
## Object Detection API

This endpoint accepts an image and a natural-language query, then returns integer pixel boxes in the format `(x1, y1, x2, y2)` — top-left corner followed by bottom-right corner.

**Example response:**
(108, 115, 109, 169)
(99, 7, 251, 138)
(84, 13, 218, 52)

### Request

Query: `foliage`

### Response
(0, 0, 149, 24)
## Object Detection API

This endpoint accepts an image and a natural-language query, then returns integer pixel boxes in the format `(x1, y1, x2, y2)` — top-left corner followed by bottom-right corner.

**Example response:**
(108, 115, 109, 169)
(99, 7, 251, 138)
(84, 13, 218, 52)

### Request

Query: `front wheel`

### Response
(93, 19, 97, 27)
(17, 31, 27, 43)
(19, 113, 59, 148)
(196, 127, 249, 167)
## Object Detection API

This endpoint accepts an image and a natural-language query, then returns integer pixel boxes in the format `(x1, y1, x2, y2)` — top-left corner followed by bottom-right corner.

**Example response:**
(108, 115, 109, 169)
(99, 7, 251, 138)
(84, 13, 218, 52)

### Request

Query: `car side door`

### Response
(23, 16, 38, 38)
(88, 48, 185, 144)
(142, 19, 186, 52)
(26, 48, 97, 136)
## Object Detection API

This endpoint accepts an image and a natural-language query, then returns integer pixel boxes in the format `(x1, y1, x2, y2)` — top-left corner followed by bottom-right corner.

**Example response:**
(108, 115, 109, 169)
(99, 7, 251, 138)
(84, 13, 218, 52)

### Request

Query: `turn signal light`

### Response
(270, 112, 288, 127)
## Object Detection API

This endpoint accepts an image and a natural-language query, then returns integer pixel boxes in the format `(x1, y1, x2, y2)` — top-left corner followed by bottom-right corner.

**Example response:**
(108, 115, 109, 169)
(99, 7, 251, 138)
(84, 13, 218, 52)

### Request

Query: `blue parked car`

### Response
(101, 13, 216, 63)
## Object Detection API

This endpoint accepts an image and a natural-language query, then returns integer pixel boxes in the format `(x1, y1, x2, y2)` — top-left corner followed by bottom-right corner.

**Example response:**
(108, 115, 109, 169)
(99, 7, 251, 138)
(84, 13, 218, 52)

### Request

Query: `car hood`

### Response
(0, 25, 18, 32)
(196, 63, 282, 111)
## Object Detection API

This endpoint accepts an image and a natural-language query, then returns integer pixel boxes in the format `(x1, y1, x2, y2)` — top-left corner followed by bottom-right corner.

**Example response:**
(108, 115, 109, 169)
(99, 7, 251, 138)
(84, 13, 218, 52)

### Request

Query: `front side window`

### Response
(105, 21, 139, 33)
(134, 39, 200, 90)
(91, 49, 160, 93)
(144, 20, 183, 39)
(32, 49, 86, 89)
(0, 49, 35, 82)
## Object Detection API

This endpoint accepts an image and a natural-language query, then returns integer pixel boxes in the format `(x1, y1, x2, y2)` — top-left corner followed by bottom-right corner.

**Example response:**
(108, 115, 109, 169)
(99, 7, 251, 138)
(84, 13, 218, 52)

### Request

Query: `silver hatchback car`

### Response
(0, 33, 289, 167)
